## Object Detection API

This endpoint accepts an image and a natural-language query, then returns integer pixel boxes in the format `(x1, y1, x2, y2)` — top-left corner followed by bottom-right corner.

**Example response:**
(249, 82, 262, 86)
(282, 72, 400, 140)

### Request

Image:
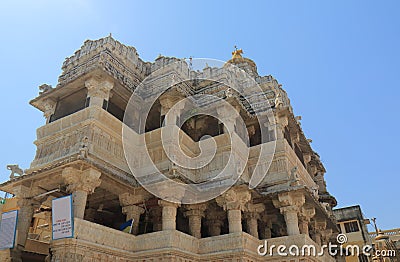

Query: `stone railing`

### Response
(74, 218, 136, 251)
(133, 230, 199, 254)
(199, 232, 260, 255)
(53, 219, 334, 261)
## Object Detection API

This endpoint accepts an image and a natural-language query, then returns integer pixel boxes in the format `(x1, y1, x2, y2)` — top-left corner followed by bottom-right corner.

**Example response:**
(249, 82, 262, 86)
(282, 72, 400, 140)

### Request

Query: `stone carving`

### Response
(61, 167, 101, 194)
(274, 92, 283, 108)
(39, 84, 53, 95)
(78, 136, 89, 159)
(289, 166, 300, 186)
(7, 164, 23, 179)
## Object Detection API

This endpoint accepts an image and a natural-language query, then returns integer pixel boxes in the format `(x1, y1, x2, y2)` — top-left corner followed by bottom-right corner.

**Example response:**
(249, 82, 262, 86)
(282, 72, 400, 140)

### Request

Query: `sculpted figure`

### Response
(7, 164, 23, 179)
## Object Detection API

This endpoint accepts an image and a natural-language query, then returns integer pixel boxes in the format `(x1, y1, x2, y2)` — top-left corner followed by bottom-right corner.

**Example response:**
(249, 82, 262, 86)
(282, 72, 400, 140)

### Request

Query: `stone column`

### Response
(85, 78, 114, 108)
(119, 192, 149, 235)
(282, 206, 301, 235)
(216, 105, 238, 134)
(150, 206, 163, 232)
(261, 214, 276, 239)
(184, 204, 206, 238)
(275, 115, 289, 140)
(42, 98, 56, 123)
(7, 186, 43, 261)
(159, 95, 185, 126)
(216, 187, 251, 233)
(310, 220, 327, 246)
(62, 167, 101, 219)
(206, 219, 224, 237)
(205, 208, 225, 237)
(273, 191, 305, 236)
(244, 203, 265, 239)
(321, 228, 333, 245)
(159, 200, 180, 231)
(298, 207, 315, 235)
(122, 205, 144, 235)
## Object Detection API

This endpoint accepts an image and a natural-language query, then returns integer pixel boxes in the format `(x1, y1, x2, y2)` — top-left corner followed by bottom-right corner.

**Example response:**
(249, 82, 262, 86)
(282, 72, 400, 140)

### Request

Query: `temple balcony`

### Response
(49, 218, 335, 261)
(30, 105, 317, 192)
(30, 104, 316, 190)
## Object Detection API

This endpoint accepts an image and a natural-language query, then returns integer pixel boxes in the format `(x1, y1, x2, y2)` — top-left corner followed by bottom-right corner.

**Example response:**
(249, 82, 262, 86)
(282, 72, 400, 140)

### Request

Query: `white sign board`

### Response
(52, 195, 74, 240)
(0, 210, 18, 250)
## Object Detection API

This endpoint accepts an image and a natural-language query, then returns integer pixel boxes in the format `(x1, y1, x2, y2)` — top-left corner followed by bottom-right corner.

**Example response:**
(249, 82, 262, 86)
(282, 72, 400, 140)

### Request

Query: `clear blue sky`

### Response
(0, 1, 399, 230)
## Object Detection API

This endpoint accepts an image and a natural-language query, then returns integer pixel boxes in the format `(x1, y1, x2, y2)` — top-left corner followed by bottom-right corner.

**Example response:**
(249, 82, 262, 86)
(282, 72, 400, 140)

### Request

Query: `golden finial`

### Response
(232, 45, 243, 59)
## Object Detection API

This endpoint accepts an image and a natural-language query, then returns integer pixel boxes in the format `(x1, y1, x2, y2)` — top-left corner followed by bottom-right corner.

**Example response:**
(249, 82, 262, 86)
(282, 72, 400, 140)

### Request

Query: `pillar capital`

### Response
(273, 191, 306, 236)
(312, 219, 327, 232)
(298, 207, 315, 235)
(216, 187, 251, 211)
(299, 206, 315, 221)
(244, 203, 265, 218)
(62, 167, 101, 194)
(273, 191, 305, 210)
(183, 203, 206, 238)
(122, 205, 145, 218)
(61, 167, 101, 219)
(158, 199, 181, 209)
(42, 98, 57, 121)
(183, 203, 207, 217)
(119, 192, 150, 207)
(320, 228, 333, 244)
(85, 78, 114, 100)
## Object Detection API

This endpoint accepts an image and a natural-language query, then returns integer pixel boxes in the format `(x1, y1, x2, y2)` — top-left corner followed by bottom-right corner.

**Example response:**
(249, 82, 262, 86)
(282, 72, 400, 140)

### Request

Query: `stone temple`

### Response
(0, 35, 339, 261)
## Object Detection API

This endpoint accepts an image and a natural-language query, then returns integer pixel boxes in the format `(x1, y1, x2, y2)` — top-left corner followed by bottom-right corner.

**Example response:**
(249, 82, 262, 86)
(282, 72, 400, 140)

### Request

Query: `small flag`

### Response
(119, 219, 134, 233)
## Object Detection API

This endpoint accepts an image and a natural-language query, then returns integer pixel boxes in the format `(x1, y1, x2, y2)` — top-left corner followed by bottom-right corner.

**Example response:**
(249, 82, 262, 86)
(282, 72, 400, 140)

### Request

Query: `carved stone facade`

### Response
(0, 36, 338, 262)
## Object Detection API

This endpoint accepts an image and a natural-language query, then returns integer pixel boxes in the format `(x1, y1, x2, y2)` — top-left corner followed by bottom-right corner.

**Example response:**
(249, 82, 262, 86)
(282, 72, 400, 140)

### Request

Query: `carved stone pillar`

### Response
(244, 203, 265, 239)
(62, 167, 101, 219)
(282, 206, 301, 235)
(276, 115, 289, 140)
(310, 219, 327, 246)
(206, 219, 224, 237)
(184, 204, 206, 238)
(314, 172, 327, 193)
(42, 98, 56, 123)
(122, 205, 144, 235)
(217, 105, 237, 133)
(7, 185, 42, 261)
(150, 206, 162, 232)
(261, 214, 276, 239)
(119, 192, 149, 235)
(159, 95, 184, 126)
(273, 191, 305, 236)
(205, 206, 225, 237)
(321, 228, 333, 245)
(159, 200, 180, 230)
(216, 187, 251, 233)
(85, 78, 114, 108)
(298, 207, 315, 235)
